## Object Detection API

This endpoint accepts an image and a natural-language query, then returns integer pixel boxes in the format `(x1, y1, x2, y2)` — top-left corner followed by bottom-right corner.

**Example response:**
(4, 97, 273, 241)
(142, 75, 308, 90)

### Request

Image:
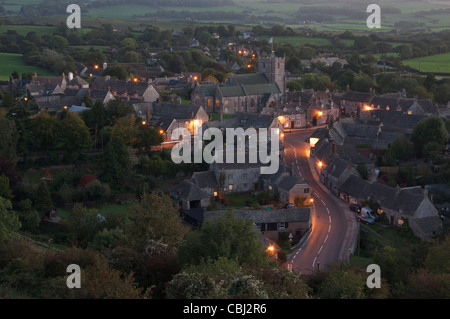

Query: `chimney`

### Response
(147, 105, 151, 122)
(332, 142, 337, 154)
(401, 88, 406, 97)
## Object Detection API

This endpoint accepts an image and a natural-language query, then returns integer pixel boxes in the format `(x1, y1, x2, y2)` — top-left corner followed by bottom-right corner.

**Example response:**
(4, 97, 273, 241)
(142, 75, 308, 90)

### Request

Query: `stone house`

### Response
(261, 163, 311, 204)
(91, 76, 160, 102)
(133, 102, 209, 142)
(338, 175, 442, 240)
(170, 180, 211, 211)
(205, 208, 312, 242)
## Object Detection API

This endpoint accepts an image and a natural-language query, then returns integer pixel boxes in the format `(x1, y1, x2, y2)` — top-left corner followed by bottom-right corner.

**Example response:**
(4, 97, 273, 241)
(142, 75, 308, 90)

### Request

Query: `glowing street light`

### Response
(318, 161, 323, 168)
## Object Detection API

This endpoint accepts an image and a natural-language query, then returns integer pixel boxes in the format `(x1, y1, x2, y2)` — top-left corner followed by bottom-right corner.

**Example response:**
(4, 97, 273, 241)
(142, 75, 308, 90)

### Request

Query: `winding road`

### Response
(283, 129, 355, 275)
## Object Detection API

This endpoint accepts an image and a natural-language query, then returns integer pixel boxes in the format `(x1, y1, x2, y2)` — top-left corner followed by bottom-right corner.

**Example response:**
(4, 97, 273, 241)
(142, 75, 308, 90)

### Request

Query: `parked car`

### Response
(349, 204, 361, 213)
(361, 207, 378, 221)
(285, 203, 296, 209)
(357, 212, 375, 225)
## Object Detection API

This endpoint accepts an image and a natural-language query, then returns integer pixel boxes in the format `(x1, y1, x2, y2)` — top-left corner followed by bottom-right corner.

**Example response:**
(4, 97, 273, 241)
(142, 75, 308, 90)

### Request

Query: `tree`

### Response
(105, 100, 135, 126)
(0, 197, 21, 242)
(318, 266, 366, 299)
(35, 180, 52, 217)
(0, 115, 19, 162)
(81, 100, 106, 148)
(59, 112, 92, 163)
(178, 211, 269, 267)
(351, 72, 374, 93)
(411, 116, 448, 157)
(32, 111, 58, 154)
(127, 193, 189, 251)
(65, 203, 104, 247)
(110, 116, 139, 146)
(49, 35, 68, 50)
(136, 126, 164, 153)
(0, 175, 13, 201)
(101, 137, 131, 188)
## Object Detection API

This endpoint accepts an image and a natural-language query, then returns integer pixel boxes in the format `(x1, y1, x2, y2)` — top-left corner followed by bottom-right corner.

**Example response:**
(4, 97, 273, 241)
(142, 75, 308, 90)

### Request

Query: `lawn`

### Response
(403, 52, 450, 74)
(0, 52, 55, 81)
(227, 192, 256, 208)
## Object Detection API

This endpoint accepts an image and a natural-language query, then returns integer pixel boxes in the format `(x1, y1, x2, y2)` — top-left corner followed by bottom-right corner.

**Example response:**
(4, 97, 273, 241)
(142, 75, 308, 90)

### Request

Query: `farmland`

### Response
(402, 52, 450, 74)
(0, 52, 55, 80)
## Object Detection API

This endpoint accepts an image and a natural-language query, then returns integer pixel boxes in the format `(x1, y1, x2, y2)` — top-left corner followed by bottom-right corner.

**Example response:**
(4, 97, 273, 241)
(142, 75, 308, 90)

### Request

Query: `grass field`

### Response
(0, 25, 57, 36)
(270, 36, 332, 47)
(0, 52, 55, 81)
(403, 52, 450, 74)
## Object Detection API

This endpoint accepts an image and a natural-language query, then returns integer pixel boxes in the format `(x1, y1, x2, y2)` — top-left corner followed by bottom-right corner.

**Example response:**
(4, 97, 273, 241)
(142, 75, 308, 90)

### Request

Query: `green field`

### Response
(0, 25, 57, 36)
(403, 52, 450, 74)
(0, 52, 55, 81)
(270, 36, 332, 47)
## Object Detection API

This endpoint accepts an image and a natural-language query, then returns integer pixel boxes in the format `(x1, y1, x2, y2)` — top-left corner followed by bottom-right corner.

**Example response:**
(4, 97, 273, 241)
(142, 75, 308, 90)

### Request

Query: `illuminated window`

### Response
(229, 184, 233, 191)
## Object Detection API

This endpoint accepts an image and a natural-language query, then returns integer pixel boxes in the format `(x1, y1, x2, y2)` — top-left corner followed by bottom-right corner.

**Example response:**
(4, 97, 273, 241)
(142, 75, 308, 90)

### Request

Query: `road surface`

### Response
(283, 129, 351, 274)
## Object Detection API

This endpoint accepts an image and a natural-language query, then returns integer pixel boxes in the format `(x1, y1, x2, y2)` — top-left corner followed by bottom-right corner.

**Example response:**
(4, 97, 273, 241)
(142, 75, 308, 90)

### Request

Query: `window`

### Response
(229, 184, 233, 191)
(268, 185, 273, 191)
(278, 223, 286, 230)
(243, 183, 248, 189)
(207, 99, 213, 107)
(304, 188, 310, 193)
(242, 173, 247, 178)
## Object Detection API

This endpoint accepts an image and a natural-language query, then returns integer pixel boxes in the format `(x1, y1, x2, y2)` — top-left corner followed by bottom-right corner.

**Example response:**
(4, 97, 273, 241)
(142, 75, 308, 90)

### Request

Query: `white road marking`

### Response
(312, 257, 317, 267)
(328, 225, 331, 233)
(324, 235, 328, 243)
(328, 215, 332, 223)
(318, 245, 323, 255)
(315, 193, 321, 199)
(326, 207, 330, 215)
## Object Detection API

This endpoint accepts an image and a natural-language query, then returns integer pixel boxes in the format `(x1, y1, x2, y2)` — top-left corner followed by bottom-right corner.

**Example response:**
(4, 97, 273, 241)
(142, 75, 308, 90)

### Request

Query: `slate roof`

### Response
(205, 208, 311, 224)
(244, 83, 281, 95)
(151, 103, 202, 120)
(341, 90, 372, 102)
(200, 84, 218, 97)
(278, 175, 306, 192)
(170, 180, 210, 202)
(192, 170, 218, 189)
(326, 154, 350, 179)
(231, 73, 269, 86)
(218, 85, 246, 97)
(92, 78, 152, 95)
(205, 112, 275, 130)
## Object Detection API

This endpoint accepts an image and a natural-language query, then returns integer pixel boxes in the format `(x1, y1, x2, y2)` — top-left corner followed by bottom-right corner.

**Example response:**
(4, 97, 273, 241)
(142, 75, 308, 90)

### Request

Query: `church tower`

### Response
(258, 55, 286, 95)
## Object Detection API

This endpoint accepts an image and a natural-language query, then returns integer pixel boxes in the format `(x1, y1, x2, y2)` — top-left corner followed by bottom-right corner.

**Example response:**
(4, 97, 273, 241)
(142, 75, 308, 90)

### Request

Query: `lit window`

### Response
(229, 185, 233, 190)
